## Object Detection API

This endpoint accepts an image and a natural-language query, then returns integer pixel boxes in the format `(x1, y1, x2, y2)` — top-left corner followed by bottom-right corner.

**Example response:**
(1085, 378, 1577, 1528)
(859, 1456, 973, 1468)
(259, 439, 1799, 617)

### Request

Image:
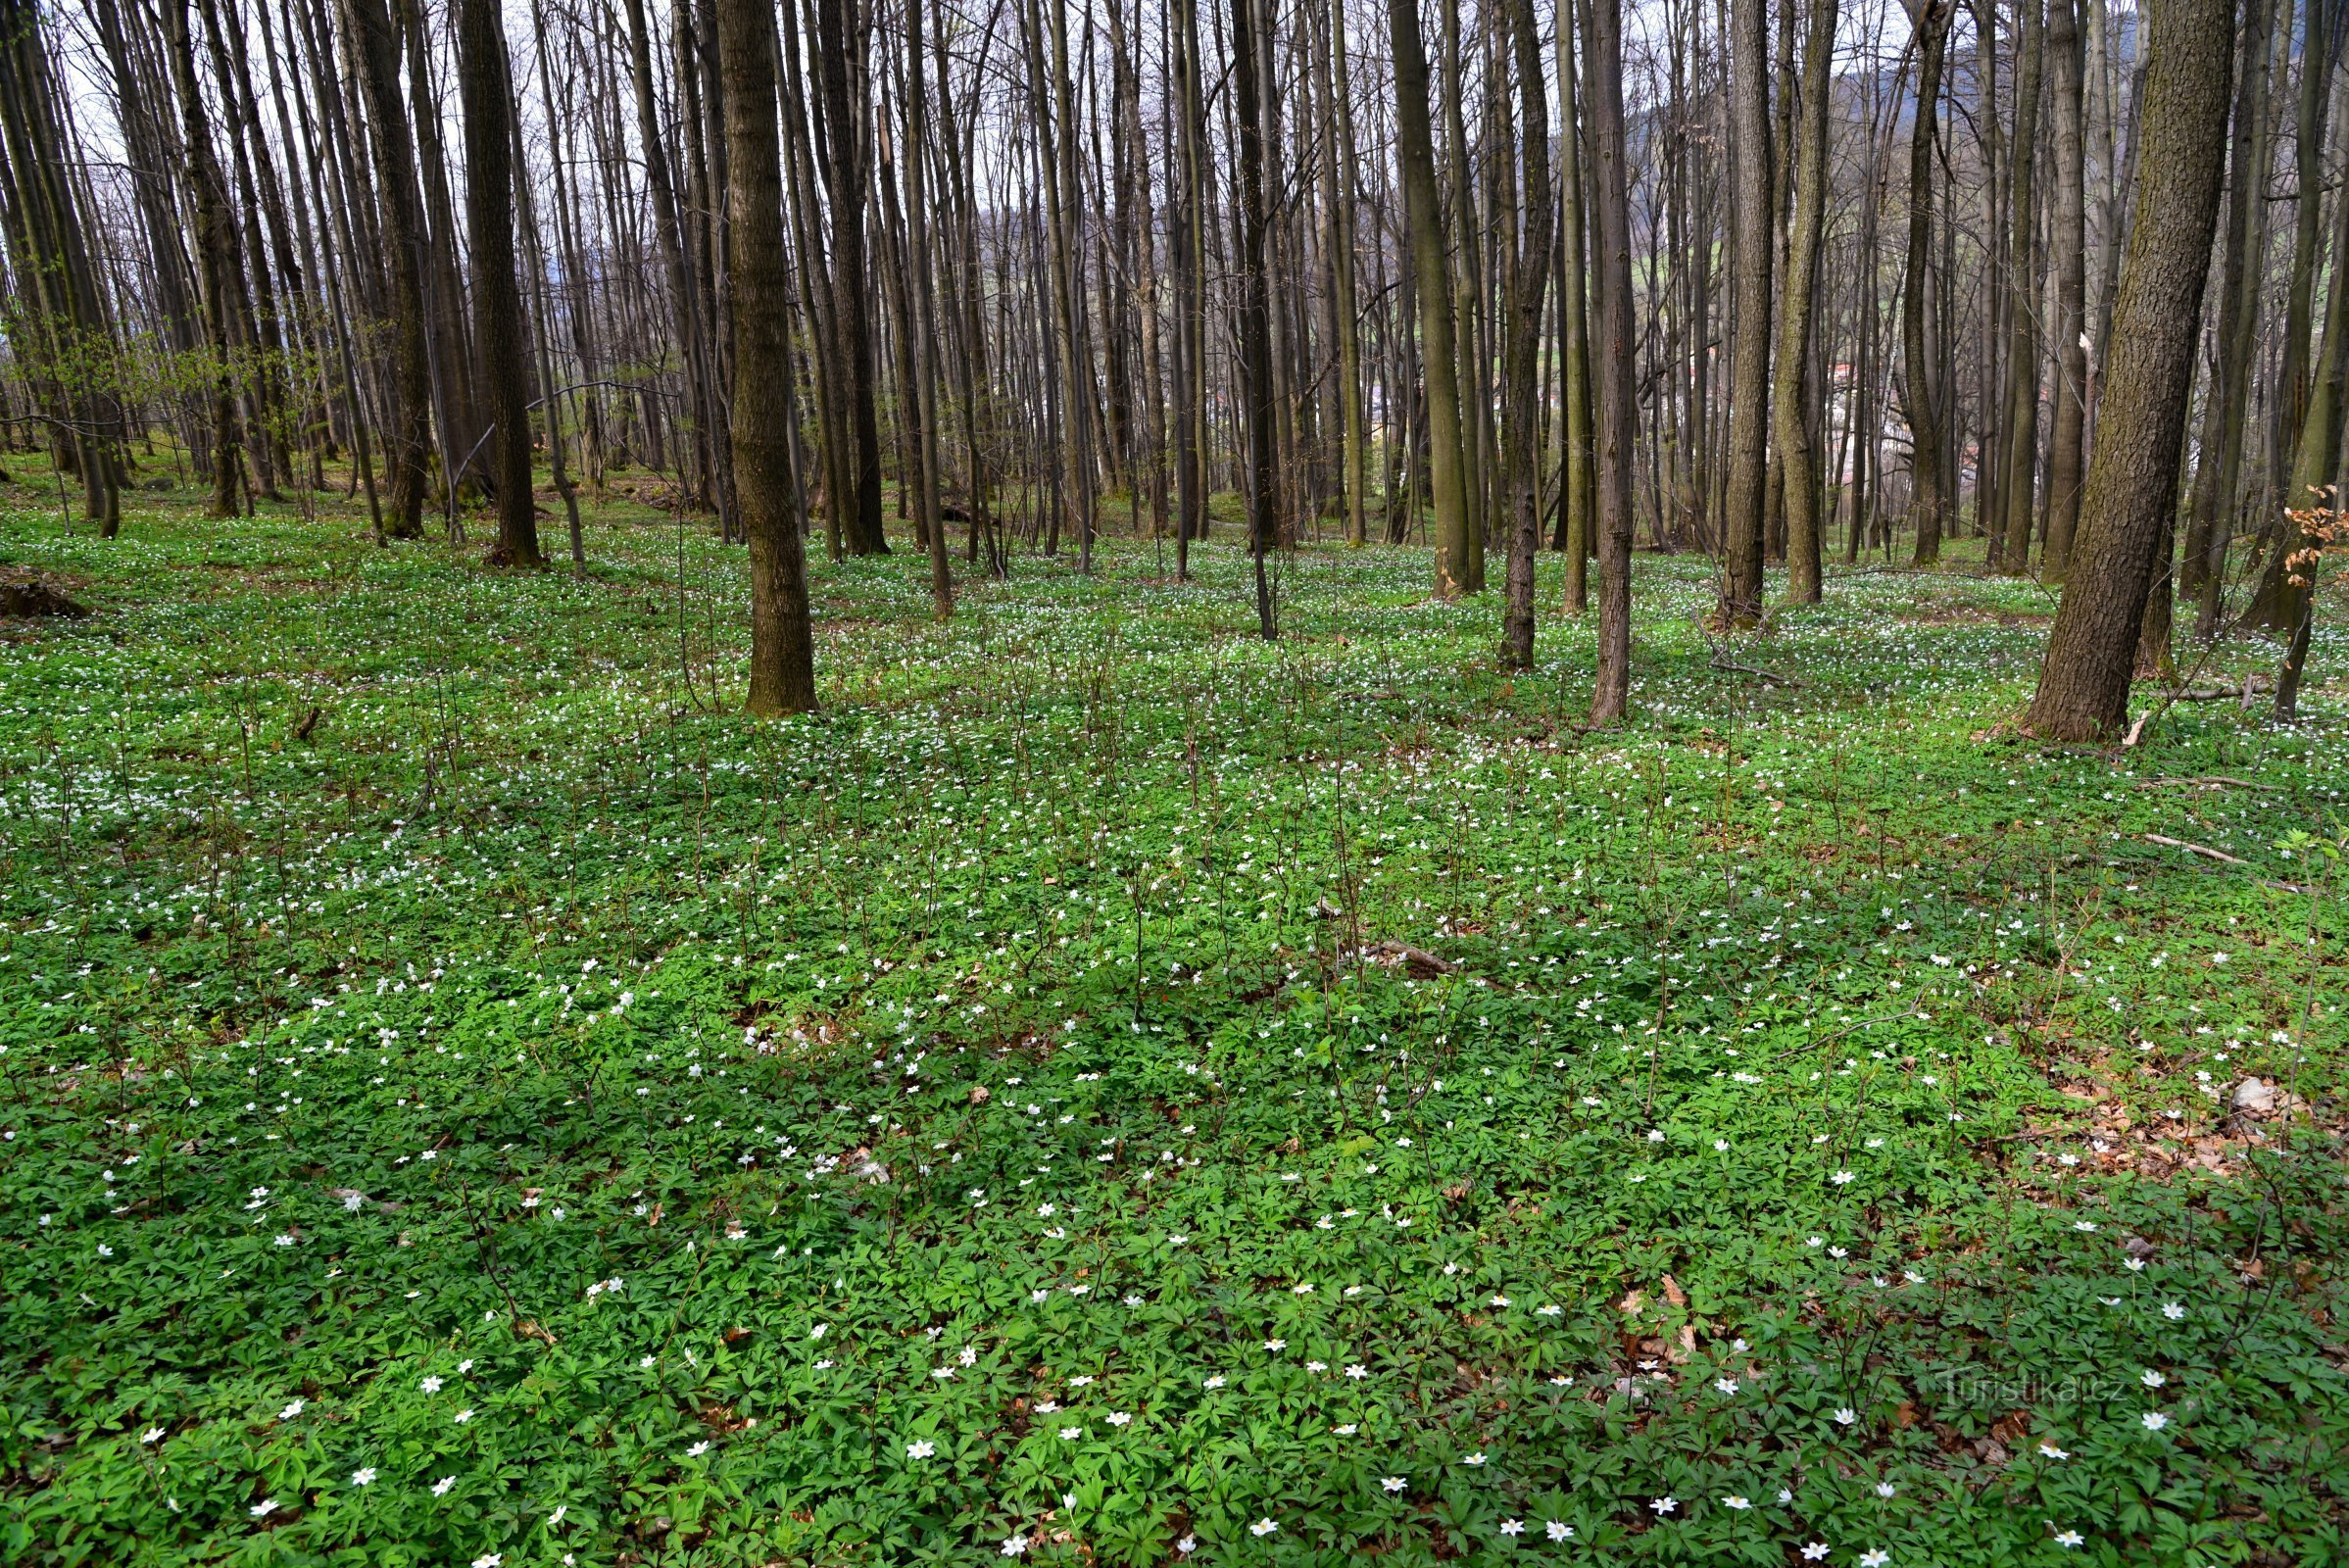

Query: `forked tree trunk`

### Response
(2025, 0, 2234, 741)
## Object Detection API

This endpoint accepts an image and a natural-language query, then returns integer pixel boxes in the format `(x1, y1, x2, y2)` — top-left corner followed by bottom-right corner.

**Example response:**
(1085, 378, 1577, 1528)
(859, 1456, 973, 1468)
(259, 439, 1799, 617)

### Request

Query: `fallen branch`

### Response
(2141, 833, 2321, 894)
(1772, 1004, 1922, 1062)
(1708, 651, 1804, 687)
(2134, 775, 2266, 790)
(2143, 832, 2249, 866)
(1356, 939, 1458, 977)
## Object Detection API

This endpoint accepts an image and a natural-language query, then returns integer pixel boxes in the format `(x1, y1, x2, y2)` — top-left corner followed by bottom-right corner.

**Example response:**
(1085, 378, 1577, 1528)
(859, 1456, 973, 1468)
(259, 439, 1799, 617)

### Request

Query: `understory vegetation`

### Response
(3, 494, 2345, 1567)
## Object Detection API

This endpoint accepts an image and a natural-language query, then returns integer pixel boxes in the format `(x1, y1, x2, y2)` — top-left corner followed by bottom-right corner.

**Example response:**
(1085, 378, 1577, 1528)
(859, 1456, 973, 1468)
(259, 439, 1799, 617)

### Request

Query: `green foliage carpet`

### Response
(2, 499, 2344, 1567)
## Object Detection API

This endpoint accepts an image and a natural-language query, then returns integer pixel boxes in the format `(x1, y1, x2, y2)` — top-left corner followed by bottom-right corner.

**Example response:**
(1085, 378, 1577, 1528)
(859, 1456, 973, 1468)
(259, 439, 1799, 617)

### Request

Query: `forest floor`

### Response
(3, 475, 2346, 1568)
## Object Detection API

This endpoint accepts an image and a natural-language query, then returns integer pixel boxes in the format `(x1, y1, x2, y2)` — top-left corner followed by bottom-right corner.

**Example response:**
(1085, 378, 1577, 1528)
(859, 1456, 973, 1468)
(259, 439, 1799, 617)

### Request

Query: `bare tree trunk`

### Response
(2181, 0, 2277, 624)
(904, 0, 951, 615)
(2274, 107, 2349, 716)
(1234, 0, 1277, 637)
(2025, 0, 2235, 740)
(163, 0, 249, 518)
(1556, 0, 1593, 610)
(1777, 0, 1835, 604)
(1497, 0, 1551, 668)
(1901, 0, 1951, 565)
(814, 0, 888, 554)
(1388, 0, 1472, 596)
(716, 0, 816, 712)
(336, 0, 429, 536)
(1585, 0, 1639, 722)
(1719, 0, 1773, 623)
(1172, 0, 1206, 574)
(2042, 0, 2089, 579)
(459, 0, 540, 566)
(1998, 0, 2045, 574)
(1322, 0, 1368, 547)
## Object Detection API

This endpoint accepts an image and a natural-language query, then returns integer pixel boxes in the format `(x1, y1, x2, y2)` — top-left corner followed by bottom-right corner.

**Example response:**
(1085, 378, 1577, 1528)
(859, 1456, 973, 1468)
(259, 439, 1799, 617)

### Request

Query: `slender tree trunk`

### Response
(336, 0, 429, 536)
(163, 0, 248, 518)
(1557, 0, 1593, 610)
(2025, 0, 2235, 740)
(814, 0, 888, 554)
(905, 0, 951, 615)
(2181, 0, 2276, 620)
(1172, 0, 1206, 573)
(2274, 112, 2349, 716)
(1998, 0, 2046, 573)
(1388, 0, 1472, 596)
(1324, 0, 1369, 548)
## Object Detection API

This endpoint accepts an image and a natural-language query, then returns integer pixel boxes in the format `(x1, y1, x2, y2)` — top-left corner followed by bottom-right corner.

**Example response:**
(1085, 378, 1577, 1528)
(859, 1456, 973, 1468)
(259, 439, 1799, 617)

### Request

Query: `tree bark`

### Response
(1497, 0, 1551, 668)
(2042, 0, 2088, 579)
(1387, 0, 1472, 597)
(1776, 0, 1835, 604)
(459, 0, 540, 566)
(2024, 0, 2235, 740)
(1585, 0, 1639, 722)
(1997, 0, 2045, 574)
(1233, 0, 1277, 638)
(715, 0, 816, 713)
(1901, 0, 1951, 566)
(1555, 0, 1593, 611)
(1719, 0, 1773, 624)
(336, 0, 430, 536)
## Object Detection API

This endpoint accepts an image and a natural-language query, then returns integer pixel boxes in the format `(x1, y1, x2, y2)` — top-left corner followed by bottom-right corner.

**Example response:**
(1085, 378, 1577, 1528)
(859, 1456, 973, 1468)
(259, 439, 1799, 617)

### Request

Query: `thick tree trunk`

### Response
(1776, 0, 1835, 604)
(2024, 0, 2235, 740)
(1718, 0, 1773, 624)
(715, 0, 816, 713)
(2042, 0, 2089, 579)
(459, 0, 540, 567)
(1497, 0, 1551, 669)
(1585, 0, 1639, 722)
(1234, 0, 1277, 638)
(1901, 0, 1951, 565)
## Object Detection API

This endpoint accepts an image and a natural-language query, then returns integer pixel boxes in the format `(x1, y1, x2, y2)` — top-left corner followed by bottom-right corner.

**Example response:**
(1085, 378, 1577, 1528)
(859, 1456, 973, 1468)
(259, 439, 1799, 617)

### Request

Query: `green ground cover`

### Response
(2, 492, 2344, 1567)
